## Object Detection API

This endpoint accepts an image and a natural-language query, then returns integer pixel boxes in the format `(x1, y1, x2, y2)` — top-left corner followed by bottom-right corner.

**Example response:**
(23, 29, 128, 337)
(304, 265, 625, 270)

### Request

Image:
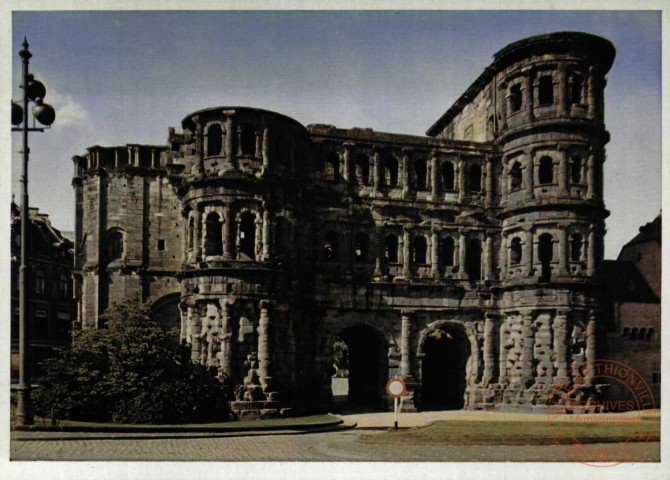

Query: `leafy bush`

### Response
(33, 297, 230, 424)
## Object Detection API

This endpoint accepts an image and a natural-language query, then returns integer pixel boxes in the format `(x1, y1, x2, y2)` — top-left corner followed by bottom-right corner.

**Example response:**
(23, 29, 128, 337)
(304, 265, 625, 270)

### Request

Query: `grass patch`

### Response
(360, 417, 660, 446)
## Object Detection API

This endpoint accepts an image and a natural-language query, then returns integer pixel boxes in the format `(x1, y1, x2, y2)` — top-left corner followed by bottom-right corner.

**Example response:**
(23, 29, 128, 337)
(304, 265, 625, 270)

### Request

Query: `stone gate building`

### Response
(72, 32, 617, 416)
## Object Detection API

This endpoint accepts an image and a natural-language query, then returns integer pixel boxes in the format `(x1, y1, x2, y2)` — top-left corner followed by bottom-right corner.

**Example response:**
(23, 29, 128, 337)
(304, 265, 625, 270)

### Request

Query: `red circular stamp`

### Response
(547, 359, 657, 467)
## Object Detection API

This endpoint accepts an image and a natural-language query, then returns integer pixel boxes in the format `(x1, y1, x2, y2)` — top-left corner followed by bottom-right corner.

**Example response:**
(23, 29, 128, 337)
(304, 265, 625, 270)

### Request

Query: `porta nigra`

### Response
(72, 32, 616, 417)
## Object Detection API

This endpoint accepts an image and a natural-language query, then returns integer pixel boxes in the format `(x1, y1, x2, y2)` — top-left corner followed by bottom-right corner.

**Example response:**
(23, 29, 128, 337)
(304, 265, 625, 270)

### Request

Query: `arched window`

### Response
(538, 76, 554, 106)
(570, 233, 583, 262)
(538, 233, 553, 282)
(324, 152, 339, 181)
(442, 161, 455, 191)
(638, 328, 646, 341)
(324, 231, 338, 262)
(354, 233, 369, 263)
(466, 239, 481, 281)
(413, 236, 427, 264)
(384, 235, 398, 263)
(207, 123, 222, 156)
(469, 164, 481, 193)
(239, 213, 256, 260)
(414, 159, 427, 189)
(571, 75, 583, 104)
(509, 162, 522, 191)
(188, 217, 194, 250)
(385, 156, 398, 187)
(34, 269, 46, 296)
(440, 237, 455, 268)
(509, 84, 522, 112)
(487, 115, 495, 140)
(58, 273, 69, 299)
(510, 237, 522, 265)
(107, 231, 124, 262)
(355, 154, 370, 185)
(571, 156, 583, 184)
(629, 328, 638, 341)
(205, 212, 223, 256)
(538, 157, 554, 184)
(646, 328, 655, 342)
(240, 123, 256, 156)
(622, 327, 630, 338)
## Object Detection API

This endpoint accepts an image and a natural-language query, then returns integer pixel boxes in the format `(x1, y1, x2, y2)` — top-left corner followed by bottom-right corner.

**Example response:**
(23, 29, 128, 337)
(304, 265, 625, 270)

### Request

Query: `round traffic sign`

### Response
(386, 378, 406, 398)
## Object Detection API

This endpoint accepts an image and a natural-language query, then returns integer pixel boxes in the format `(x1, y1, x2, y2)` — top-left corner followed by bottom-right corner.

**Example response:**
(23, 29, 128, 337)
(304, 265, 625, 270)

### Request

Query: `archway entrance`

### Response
(331, 325, 386, 411)
(420, 325, 471, 410)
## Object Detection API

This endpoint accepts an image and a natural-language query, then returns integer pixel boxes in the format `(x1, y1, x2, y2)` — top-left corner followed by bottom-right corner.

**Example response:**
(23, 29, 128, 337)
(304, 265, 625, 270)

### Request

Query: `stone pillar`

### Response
(525, 152, 534, 201)
(523, 228, 533, 277)
(224, 116, 234, 160)
(430, 228, 439, 278)
(586, 311, 597, 381)
(372, 149, 382, 194)
(255, 131, 263, 159)
(558, 147, 569, 196)
(501, 158, 508, 204)
(193, 210, 202, 260)
(558, 227, 568, 275)
(430, 155, 439, 201)
(498, 319, 508, 385)
(500, 232, 508, 280)
(400, 311, 417, 412)
(343, 143, 353, 183)
(457, 158, 466, 203)
(218, 300, 234, 379)
(458, 229, 467, 279)
(262, 209, 271, 261)
(373, 228, 383, 279)
(194, 120, 205, 174)
(521, 314, 534, 386)
(557, 63, 568, 116)
(553, 310, 569, 379)
(587, 225, 596, 276)
(114, 149, 119, 168)
(483, 313, 497, 385)
(402, 226, 411, 278)
(222, 205, 232, 260)
(586, 152, 596, 200)
(587, 66, 596, 120)
(262, 125, 270, 169)
(485, 233, 494, 280)
(254, 213, 263, 261)
(485, 156, 494, 207)
(257, 301, 274, 392)
(190, 308, 201, 363)
(497, 81, 507, 129)
(401, 150, 411, 199)
(523, 69, 534, 120)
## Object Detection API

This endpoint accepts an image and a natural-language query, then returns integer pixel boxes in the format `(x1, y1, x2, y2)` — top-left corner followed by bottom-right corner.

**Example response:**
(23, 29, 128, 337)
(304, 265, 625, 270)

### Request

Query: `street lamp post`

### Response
(11, 37, 55, 427)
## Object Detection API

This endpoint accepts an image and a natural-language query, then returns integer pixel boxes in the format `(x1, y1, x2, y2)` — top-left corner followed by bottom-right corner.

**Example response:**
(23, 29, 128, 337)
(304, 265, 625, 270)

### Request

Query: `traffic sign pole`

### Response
(394, 397, 398, 430)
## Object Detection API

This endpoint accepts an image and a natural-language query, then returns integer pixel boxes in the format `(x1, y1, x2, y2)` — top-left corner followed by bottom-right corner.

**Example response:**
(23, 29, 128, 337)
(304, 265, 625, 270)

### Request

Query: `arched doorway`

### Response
(151, 293, 181, 332)
(331, 325, 387, 411)
(420, 324, 471, 410)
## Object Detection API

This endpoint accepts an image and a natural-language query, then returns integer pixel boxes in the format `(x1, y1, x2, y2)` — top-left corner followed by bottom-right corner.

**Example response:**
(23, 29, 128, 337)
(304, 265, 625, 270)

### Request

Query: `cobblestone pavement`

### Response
(10, 430, 661, 462)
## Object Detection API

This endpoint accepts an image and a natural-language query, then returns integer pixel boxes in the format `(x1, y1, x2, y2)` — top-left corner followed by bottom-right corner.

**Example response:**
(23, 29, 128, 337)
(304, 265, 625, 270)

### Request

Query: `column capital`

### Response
(401, 146, 414, 154)
(400, 309, 416, 318)
(342, 141, 355, 150)
(555, 308, 570, 318)
(259, 299, 274, 310)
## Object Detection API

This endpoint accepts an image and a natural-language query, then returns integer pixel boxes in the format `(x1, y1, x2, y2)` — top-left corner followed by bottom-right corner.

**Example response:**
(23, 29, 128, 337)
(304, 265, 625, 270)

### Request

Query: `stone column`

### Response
(262, 209, 271, 261)
(194, 120, 205, 174)
(485, 156, 494, 207)
(553, 310, 569, 379)
(430, 155, 439, 201)
(557, 63, 568, 116)
(343, 143, 354, 183)
(373, 228, 383, 279)
(523, 228, 533, 277)
(190, 308, 201, 363)
(222, 205, 232, 260)
(497, 81, 507, 129)
(558, 147, 569, 196)
(457, 158, 466, 203)
(521, 314, 534, 386)
(458, 229, 467, 279)
(587, 66, 596, 120)
(218, 299, 234, 379)
(193, 210, 202, 260)
(500, 232, 508, 280)
(401, 149, 411, 199)
(430, 228, 439, 278)
(400, 310, 417, 412)
(483, 313, 497, 385)
(586, 152, 596, 200)
(586, 311, 597, 381)
(372, 149, 382, 194)
(262, 125, 270, 169)
(255, 131, 263, 159)
(498, 319, 508, 385)
(402, 226, 411, 278)
(523, 69, 534, 120)
(501, 158, 508, 205)
(587, 225, 596, 276)
(525, 152, 534, 201)
(485, 233, 494, 280)
(255, 213, 263, 261)
(257, 301, 274, 392)
(557, 226, 568, 275)
(224, 115, 234, 160)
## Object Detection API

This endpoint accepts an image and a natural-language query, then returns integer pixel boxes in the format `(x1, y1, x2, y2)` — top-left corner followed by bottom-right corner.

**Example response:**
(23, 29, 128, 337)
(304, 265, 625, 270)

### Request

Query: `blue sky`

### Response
(10, 10, 661, 258)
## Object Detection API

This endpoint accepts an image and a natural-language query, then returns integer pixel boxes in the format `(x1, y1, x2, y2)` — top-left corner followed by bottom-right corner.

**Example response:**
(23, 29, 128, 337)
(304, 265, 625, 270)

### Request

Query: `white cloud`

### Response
(47, 89, 89, 128)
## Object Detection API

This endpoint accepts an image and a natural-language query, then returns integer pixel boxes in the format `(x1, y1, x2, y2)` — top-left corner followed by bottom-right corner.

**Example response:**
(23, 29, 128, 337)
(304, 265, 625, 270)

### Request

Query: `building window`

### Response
(622, 327, 630, 337)
(354, 233, 369, 263)
(629, 328, 638, 341)
(324, 231, 338, 262)
(385, 156, 398, 187)
(509, 84, 522, 112)
(207, 123, 222, 156)
(240, 124, 256, 156)
(188, 217, 194, 250)
(571, 156, 583, 183)
(239, 213, 256, 260)
(652, 372, 660, 384)
(442, 161, 455, 191)
(355, 154, 370, 185)
(538, 76, 554, 106)
(646, 328, 655, 342)
(466, 239, 481, 281)
(324, 152, 338, 181)
(570, 233, 583, 262)
(440, 237, 455, 268)
(414, 159, 427, 189)
(413, 236, 427, 264)
(469, 164, 481, 193)
(571, 75, 583, 105)
(384, 235, 398, 263)
(157, 239, 165, 251)
(35, 269, 46, 296)
(538, 233, 553, 282)
(538, 157, 554, 184)
(205, 213, 223, 256)
(58, 273, 69, 299)
(107, 231, 124, 262)
(509, 162, 522, 191)
(510, 237, 522, 265)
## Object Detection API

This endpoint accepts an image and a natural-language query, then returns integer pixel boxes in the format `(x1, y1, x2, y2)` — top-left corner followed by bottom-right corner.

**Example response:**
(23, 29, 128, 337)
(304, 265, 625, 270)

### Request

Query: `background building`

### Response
(72, 32, 640, 417)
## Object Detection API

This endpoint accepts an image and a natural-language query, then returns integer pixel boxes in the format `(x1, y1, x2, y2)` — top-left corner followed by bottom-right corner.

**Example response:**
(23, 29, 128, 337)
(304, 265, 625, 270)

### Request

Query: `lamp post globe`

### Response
(33, 98, 56, 126)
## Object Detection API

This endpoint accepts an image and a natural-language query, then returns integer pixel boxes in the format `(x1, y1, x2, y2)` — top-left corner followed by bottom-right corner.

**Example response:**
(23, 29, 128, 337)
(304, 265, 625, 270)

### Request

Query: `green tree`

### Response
(33, 297, 230, 424)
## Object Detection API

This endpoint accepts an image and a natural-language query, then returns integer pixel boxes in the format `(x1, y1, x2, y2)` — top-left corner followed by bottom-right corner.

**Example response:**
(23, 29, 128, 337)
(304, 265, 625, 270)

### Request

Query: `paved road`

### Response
(10, 430, 660, 462)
